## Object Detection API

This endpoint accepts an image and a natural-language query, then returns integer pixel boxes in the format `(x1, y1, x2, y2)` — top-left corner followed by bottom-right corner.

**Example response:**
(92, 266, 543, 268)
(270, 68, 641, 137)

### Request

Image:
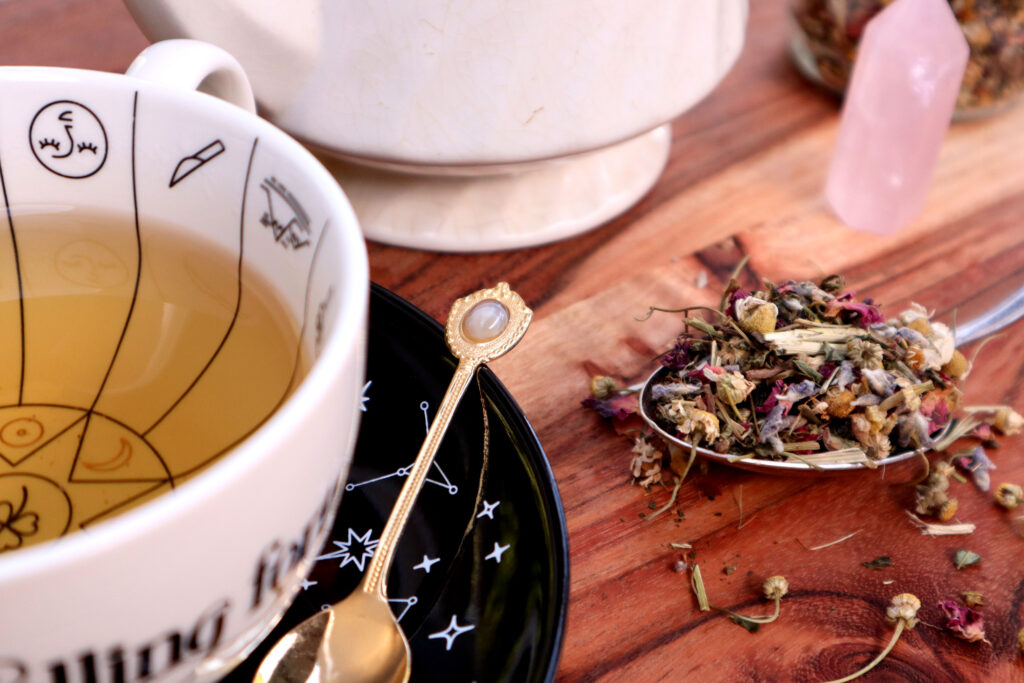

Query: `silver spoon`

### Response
(254, 283, 532, 683)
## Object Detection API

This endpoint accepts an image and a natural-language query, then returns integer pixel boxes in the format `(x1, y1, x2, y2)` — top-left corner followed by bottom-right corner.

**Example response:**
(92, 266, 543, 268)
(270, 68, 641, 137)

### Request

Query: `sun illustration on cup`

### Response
(0, 485, 39, 552)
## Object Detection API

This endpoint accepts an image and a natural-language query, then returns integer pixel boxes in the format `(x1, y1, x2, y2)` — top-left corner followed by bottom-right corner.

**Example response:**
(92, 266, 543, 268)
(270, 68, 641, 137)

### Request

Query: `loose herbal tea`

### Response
(790, 0, 1024, 115)
(640, 274, 964, 467)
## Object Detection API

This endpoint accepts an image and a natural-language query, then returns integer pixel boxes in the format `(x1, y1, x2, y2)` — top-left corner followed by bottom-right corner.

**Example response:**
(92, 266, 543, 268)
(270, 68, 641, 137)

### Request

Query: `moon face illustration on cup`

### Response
(29, 101, 109, 178)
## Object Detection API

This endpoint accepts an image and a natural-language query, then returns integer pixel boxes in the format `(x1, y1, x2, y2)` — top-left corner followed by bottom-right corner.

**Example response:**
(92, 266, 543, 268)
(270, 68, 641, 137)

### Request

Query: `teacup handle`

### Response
(126, 39, 257, 114)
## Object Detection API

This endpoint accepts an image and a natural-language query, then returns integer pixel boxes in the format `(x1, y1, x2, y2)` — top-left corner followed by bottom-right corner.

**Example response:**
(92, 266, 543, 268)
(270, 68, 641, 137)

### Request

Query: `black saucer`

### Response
(227, 283, 569, 682)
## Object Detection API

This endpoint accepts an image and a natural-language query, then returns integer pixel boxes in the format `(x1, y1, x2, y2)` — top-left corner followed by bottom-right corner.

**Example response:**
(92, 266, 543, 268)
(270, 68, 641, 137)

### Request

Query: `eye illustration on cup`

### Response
(29, 101, 108, 178)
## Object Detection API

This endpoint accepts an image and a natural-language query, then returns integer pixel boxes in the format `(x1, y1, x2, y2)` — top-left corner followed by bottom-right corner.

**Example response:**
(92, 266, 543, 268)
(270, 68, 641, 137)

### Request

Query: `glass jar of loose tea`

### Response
(789, 0, 1024, 117)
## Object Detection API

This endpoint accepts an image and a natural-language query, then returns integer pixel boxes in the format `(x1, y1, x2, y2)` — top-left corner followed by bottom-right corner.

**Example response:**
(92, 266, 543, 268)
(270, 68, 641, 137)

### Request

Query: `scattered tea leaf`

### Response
(690, 564, 710, 611)
(954, 549, 981, 570)
(962, 591, 984, 607)
(729, 614, 761, 633)
(862, 556, 894, 570)
(724, 565, 736, 575)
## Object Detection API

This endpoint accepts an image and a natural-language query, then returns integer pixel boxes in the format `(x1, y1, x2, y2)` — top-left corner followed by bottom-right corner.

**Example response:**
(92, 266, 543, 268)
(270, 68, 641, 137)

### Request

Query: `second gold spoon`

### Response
(254, 282, 532, 683)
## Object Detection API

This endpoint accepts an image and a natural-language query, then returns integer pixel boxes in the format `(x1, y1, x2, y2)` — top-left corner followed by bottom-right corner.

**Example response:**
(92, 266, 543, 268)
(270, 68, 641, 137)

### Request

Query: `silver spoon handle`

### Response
(359, 356, 479, 597)
(955, 285, 1024, 346)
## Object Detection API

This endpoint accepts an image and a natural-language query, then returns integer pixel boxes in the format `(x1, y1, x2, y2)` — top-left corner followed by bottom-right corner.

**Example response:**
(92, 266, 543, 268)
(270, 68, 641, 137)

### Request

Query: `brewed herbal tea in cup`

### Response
(0, 209, 308, 553)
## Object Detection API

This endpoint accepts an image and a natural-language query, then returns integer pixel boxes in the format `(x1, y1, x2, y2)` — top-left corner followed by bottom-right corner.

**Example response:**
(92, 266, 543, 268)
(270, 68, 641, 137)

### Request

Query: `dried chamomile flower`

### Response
(590, 375, 619, 400)
(886, 593, 922, 628)
(716, 371, 756, 407)
(734, 296, 778, 335)
(660, 403, 720, 444)
(846, 338, 884, 370)
(994, 483, 1024, 510)
(994, 406, 1024, 436)
(825, 594, 920, 683)
(763, 575, 789, 601)
(915, 462, 959, 521)
(941, 349, 970, 379)
(826, 389, 856, 418)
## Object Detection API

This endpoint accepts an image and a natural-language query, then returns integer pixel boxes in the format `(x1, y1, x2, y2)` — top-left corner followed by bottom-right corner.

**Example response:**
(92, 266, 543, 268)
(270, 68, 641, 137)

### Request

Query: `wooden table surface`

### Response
(3, 1, 1022, 681)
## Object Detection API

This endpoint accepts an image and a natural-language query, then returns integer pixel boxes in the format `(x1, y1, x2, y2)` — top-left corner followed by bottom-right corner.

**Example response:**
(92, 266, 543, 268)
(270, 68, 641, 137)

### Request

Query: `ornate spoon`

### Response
(254, 283, 531, 683)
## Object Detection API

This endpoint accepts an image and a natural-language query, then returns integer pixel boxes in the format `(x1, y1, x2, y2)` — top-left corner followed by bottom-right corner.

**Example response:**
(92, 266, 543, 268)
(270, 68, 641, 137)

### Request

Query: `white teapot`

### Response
(127, 0, 748, 250)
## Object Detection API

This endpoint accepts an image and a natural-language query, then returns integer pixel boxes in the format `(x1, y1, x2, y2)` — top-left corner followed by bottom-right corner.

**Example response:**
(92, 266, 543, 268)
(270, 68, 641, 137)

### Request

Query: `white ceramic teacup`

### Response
(125, 1, 749, 251)
(0, 41, 368, 681)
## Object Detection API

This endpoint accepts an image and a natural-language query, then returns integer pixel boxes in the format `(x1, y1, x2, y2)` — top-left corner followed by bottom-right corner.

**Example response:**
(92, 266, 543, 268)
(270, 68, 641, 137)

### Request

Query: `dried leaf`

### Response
(954, 549, 981, 570)
(729, 614, 761, 633)
(862, 556, 894, 570)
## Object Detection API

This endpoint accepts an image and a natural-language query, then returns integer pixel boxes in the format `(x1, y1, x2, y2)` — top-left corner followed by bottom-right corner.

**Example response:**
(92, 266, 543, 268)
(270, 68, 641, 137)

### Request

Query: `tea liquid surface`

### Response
(0, 210, 306, 553)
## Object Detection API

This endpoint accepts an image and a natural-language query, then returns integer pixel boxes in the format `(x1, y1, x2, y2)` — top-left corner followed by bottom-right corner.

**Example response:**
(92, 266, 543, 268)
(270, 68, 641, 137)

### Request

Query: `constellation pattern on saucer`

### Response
(476, 500, 500, 519)
(315, 527, 378, 572)
(360, 381, 372, 412)
(344, 397, 458, 495)
(485, 542, 510, 564)
(413, 555, 441, 573)
(427, 615, 475, 651)
(388, 595, 418, 622)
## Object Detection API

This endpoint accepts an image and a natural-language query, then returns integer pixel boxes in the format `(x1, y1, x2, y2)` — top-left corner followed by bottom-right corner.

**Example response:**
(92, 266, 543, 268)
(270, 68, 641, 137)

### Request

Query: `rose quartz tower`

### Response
(825, 0, 969, 234)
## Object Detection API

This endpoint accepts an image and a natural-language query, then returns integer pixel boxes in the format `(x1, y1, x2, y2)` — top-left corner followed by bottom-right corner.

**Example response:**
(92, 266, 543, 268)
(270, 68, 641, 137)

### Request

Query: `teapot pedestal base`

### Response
(316, 124, 671, 253)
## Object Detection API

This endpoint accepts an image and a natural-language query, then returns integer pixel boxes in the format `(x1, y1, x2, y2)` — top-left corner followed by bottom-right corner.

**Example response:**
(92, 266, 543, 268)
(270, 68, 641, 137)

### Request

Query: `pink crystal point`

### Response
(825, 0, 969, 235)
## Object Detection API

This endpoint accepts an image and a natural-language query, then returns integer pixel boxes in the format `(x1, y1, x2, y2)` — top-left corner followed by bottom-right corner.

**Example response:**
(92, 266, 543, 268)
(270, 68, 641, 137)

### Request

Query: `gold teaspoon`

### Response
(254, 283, 532, 683)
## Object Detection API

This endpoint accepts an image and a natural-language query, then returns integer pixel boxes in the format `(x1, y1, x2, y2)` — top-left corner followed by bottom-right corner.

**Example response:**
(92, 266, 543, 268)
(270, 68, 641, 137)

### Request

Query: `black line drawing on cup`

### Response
(169, 139, 226, 187)
(29, 101, 108, 179)
(260, 176, 311, 250)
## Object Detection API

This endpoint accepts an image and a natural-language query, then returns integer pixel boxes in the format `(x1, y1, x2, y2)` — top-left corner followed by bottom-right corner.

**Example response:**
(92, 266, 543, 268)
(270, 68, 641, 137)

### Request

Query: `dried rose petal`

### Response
(583, 394, 637, 421)
(824, 293, 885, 326)
(940, 600, 988, 643)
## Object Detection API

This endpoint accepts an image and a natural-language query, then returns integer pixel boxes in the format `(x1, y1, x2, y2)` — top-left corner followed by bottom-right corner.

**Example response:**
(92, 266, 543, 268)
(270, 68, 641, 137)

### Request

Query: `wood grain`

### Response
(2, 1, 1022, 681)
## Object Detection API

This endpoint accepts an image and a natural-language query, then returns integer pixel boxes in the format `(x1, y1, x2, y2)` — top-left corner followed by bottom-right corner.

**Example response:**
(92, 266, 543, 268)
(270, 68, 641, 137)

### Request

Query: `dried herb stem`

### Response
(906, 511, 976, 536)
(690, 564, 710, 611)
(807, 530, 860, 551)
(719, 255, 751, 312)
(824, 621, 906, 683)
(783, 440, 821, 451)
(783, 451, 825, 471)
(713, 597, 782, 625)
(647, 476, 684, 522)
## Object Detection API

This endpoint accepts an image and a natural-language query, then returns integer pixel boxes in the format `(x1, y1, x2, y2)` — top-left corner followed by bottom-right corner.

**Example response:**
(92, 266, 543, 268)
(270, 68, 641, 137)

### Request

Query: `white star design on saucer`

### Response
(316, 528, 378, 572)
(427, 615, 475, 651)
(300, 578, 317, 590)
(476, 500, 500, 520)
(413, 555, 441, 573)
(485, 541, 510, 563)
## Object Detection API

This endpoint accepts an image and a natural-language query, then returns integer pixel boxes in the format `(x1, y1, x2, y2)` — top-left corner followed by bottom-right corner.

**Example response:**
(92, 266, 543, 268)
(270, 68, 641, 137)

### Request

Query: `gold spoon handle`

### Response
(359, 356, 479, 598)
